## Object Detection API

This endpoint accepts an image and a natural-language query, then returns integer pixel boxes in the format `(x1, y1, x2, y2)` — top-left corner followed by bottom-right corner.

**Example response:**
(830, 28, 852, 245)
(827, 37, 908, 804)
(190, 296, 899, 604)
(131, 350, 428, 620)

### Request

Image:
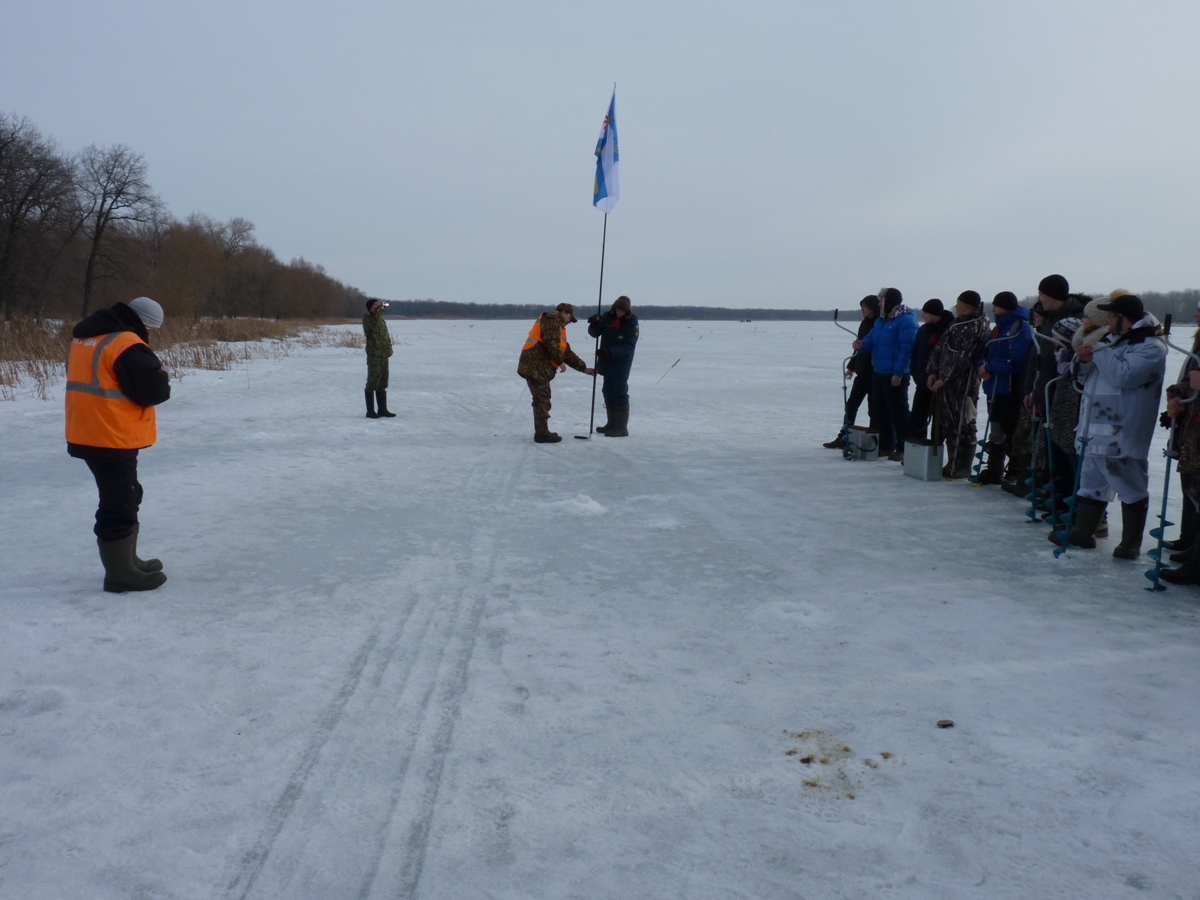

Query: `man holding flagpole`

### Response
(580, 88, 621, 437)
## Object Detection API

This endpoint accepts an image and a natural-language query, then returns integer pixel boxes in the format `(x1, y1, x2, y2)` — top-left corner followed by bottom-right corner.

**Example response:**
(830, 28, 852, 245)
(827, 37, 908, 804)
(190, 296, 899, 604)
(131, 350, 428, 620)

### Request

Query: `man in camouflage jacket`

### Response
(517, 302, 594, 443)
(927, 290, 991, 477)
(362, 299, 395, 418)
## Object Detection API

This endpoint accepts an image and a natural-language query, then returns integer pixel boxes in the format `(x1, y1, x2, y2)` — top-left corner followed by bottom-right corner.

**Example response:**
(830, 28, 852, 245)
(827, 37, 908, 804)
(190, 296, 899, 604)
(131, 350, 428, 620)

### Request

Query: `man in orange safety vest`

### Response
(65, 297, 171, 592)
(516, 302, 595, 443)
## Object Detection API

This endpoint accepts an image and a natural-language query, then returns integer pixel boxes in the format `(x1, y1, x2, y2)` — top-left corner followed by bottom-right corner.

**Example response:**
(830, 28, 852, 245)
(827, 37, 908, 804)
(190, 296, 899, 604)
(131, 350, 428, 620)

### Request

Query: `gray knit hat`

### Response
(127, 297, 164, 329)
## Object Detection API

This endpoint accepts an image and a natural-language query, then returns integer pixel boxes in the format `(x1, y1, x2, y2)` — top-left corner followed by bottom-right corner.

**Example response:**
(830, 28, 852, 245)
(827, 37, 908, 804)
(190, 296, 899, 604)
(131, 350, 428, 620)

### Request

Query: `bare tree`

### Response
(76, 143, 160, 316)
(0, 114, 78, 320)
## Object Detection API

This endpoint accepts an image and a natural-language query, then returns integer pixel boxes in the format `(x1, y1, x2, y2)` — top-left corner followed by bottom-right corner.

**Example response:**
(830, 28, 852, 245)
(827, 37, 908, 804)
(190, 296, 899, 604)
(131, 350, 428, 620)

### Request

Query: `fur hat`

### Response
(127, 297, 164, 329)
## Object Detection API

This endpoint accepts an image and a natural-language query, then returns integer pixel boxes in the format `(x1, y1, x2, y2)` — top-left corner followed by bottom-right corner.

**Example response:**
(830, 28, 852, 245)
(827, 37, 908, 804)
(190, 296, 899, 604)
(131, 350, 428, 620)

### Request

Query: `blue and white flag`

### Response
(593, 90, 619, 213)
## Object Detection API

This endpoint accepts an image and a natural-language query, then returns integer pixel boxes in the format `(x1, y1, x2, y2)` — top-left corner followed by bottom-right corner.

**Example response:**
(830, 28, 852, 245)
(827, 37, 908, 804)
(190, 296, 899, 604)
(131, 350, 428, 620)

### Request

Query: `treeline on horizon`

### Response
(381, 291, 1200, 323)
(0, 112, 367, 323)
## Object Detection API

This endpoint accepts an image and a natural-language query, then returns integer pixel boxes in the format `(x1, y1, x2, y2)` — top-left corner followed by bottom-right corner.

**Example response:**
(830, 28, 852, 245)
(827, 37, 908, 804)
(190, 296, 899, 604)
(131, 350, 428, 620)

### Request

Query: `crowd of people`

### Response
(825, 275, 1200, 586)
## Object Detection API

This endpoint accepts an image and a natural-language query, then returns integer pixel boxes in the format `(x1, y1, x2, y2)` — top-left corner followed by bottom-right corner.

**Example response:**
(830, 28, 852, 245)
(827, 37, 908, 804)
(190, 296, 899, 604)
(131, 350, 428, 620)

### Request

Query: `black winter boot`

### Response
(597, 406, 613, 434)
(1048, 497, 1106, 549)
(98, 535, 167, 593)
(131, 524, 162, 574)
(1159, 540, 1200, 585)
(976, 445, 1006, 485)
(365, 389, 379, 418)
(1112, 498, 1149, 560)
(375, 390, 396, 417)
(604, 405, 629, 437)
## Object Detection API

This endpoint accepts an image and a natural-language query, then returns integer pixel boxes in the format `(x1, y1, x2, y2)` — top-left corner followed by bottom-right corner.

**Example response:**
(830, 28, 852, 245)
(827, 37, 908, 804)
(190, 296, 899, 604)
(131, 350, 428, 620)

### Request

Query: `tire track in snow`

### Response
(224, 629, 381, 900)
(221, 447, 526, 899)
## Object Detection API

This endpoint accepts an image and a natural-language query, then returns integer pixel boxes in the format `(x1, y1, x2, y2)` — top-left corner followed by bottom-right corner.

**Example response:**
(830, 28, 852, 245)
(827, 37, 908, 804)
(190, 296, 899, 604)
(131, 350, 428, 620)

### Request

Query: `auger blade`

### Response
(1147, 547, 1163, 561)
(1148, 527, 1167, 540)
(1144, 568, 1168, 591)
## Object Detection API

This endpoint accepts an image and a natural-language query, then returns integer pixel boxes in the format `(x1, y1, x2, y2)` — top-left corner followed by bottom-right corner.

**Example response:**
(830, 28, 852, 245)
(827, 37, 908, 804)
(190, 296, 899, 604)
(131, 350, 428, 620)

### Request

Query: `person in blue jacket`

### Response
(587, 295, 639, 437)
(975, 291, 1033, 484)
(854, 287, 918, 460)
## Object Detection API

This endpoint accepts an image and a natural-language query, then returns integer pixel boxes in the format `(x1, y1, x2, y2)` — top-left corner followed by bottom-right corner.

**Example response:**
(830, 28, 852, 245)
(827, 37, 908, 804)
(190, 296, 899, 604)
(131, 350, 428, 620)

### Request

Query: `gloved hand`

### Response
(596, 348, 612, 359)
(587, 313, 601, 325)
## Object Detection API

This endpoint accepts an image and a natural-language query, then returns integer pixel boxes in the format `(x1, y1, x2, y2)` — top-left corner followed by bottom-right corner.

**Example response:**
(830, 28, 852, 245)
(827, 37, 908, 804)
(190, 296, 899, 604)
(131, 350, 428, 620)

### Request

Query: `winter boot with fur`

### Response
(131, 524, 162, 573)
(1048, 497, 1106, 549)
(1112, 497, 1149, 560)
(98, 535, 168, 593)
(534, 415, 561, 443)
(365, 389, 379, 418)
(604, 405, 630, 437)
(596, 406, 613, 434)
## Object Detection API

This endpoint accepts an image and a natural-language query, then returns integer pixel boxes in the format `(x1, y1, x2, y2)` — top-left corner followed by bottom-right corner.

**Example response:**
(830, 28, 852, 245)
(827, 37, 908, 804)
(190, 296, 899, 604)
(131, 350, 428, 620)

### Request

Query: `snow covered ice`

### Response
(2, 319, 1198, 899)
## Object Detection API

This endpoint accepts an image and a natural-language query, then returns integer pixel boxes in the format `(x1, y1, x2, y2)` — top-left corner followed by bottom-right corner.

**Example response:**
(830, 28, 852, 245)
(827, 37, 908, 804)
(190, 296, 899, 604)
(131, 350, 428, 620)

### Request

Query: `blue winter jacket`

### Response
(587, 311, 639, 379)
(859, 306, 918, 377)
(981, 307, 1032, 398)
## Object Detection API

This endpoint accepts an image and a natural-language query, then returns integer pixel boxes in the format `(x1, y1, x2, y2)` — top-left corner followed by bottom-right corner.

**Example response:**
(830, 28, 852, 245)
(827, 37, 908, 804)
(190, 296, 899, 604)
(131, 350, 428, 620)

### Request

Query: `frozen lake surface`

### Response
(2, 319, 1198, 899)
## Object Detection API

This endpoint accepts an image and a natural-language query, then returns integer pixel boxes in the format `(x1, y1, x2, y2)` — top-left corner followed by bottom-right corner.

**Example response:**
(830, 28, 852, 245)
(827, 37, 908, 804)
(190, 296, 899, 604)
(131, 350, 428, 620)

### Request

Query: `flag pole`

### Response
(586, 213, 607, 436)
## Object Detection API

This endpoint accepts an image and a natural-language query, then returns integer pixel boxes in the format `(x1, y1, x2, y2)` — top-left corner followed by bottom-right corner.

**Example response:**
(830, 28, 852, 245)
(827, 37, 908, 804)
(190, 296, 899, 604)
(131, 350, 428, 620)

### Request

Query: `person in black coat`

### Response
(587, 295, 639, 436)
(823, 295, 880, 448)
(909, 299, 954, 441)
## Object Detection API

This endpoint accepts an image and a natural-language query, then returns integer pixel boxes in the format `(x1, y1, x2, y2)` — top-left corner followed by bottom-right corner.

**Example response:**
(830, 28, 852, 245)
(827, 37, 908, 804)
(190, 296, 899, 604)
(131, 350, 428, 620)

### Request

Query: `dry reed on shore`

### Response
(1, 316, 363, 400)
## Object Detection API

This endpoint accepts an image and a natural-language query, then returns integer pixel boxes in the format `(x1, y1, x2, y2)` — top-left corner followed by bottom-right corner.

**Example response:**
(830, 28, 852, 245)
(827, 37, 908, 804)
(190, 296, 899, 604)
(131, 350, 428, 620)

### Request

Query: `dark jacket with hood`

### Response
(910, 310, 955, 384)
(66, 302, 170, 460)
(587, 310, 639, 379)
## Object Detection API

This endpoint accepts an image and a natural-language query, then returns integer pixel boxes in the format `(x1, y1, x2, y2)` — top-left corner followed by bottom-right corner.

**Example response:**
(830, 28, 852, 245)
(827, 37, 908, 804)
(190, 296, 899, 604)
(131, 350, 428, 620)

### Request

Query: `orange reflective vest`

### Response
(64, 331, 157, 449)
(522, 318, 568, 357)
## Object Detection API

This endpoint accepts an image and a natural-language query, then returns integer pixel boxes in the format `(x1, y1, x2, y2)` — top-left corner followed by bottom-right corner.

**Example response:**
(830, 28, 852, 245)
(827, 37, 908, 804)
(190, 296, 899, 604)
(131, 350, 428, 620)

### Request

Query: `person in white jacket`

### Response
(1050, 292, 1166, 558)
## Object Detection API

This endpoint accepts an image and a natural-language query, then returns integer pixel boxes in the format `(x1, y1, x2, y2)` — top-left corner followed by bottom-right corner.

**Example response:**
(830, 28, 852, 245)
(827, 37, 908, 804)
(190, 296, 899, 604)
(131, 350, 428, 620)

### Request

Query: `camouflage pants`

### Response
(366, 356, 389, 391)
(525, 377, 552, 423)
(937, 380, 978, 460)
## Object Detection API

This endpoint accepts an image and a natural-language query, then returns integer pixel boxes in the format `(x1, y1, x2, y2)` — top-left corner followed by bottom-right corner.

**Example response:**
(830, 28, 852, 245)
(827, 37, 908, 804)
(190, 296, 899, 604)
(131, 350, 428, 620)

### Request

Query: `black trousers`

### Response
(844, 373, 875, 429)
(871, 373, 910, 454)
(84, 455, 142, 542)
(985, 394, 1021, 447)
(910, 385, 933, 441)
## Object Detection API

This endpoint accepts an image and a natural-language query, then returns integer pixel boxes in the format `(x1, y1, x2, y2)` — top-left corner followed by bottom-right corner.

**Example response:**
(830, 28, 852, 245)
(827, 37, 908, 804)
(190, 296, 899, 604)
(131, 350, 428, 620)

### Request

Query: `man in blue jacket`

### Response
(854, 287, 918, 461)
(976, 291, 1032, 483)
(587, 295, 639, 437)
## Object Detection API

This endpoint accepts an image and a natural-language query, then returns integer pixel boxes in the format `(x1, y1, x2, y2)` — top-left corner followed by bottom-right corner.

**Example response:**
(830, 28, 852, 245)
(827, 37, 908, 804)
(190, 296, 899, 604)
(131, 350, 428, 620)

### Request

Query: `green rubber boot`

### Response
(99, 534, 167, 593)
(131, 525, 162, 573)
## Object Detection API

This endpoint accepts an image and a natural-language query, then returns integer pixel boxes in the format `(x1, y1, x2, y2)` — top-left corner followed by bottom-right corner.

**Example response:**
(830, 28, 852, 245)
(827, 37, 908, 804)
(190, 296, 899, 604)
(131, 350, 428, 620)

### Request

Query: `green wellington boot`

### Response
(98, 535, 168, 593)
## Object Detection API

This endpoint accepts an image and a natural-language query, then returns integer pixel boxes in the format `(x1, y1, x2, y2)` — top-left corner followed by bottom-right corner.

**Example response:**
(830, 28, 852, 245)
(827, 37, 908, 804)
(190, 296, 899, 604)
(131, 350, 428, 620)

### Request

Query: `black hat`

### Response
(921, 298, 944, 315)
(366, 298, 385, 311)
(860, 294, 880, 314)
(992, 291, 1019, 311)
(1096, 293, 1144, 321)
(1038, 274, 1069, 302)
(880, 287, 903, 313)
(956, 290, 982, 309)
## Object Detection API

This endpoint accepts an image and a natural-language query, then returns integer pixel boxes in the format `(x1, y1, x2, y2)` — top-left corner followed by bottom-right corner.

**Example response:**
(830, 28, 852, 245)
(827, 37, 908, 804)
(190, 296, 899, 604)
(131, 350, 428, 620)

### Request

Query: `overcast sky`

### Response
(4, 1, 1198, 309)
